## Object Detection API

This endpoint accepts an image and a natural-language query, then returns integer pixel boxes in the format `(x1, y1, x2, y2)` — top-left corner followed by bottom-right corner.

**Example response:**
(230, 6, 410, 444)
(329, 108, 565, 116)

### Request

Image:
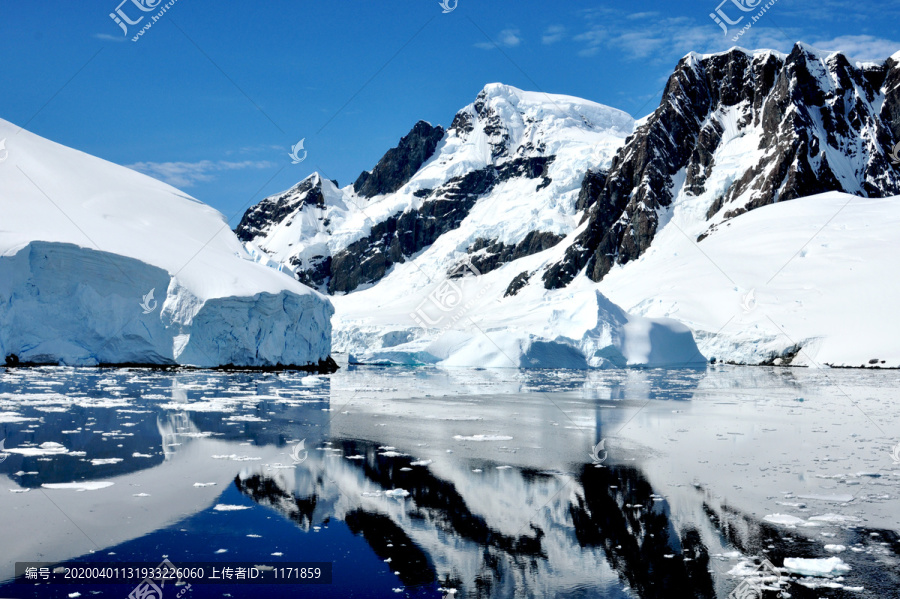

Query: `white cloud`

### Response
(126, 160, 276, 188)
(626, 11, 660, 20)
(475, 28, 522, 50)
(93, 33, 126, 42)
(809, 35, 900, 62)
(573, 12, 794, 62)
(570, 4, 900, 65)
(542, 25, 566, 45)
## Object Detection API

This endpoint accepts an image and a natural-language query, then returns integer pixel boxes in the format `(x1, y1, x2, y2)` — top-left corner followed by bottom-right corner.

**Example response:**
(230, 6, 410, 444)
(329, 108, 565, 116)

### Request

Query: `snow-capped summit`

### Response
(238, 84, 707, 369)
(445, 82, 633, 163)
(0, 118, 334, 368)
(544, 42, 900, 287)
(238, 83, 635, 295)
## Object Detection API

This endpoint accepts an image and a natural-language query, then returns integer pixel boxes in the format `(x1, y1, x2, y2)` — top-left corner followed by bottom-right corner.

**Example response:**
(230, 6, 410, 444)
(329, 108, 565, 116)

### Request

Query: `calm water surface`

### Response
(0, 365, 897, 598)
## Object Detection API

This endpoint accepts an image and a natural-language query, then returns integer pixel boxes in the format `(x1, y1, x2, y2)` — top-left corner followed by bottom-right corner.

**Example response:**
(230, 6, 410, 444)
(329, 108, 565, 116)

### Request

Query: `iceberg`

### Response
(0, 118, 333, 369)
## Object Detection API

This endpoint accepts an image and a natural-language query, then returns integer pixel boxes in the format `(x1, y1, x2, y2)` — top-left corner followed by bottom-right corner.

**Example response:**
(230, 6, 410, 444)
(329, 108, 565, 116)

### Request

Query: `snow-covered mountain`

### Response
(236, 83, 634, 294)
(0, 118, 334, 369)
(238, 83, 702, 368)
(544, 43, 900, 286)
(238, 43, 900, 368)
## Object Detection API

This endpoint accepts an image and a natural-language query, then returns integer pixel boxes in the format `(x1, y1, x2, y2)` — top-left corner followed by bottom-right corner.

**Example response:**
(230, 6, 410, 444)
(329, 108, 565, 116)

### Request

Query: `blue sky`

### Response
(2, 0, 898, 225)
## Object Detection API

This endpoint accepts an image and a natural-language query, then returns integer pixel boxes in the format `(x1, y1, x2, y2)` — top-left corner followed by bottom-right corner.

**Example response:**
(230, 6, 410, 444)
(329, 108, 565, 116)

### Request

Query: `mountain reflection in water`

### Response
(0, 366, 897, 598)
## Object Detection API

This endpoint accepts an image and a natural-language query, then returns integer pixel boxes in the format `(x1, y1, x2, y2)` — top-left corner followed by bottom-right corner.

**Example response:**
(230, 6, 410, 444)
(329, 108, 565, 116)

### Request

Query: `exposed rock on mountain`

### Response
(352, 120, 445, 198)
(329, 155, 553, 293)
(544, 43, 900, 288)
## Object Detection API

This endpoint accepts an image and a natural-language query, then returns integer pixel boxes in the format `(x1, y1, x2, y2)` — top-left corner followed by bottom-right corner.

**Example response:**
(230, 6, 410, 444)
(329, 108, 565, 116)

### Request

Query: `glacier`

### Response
(0, 118, 334, 369)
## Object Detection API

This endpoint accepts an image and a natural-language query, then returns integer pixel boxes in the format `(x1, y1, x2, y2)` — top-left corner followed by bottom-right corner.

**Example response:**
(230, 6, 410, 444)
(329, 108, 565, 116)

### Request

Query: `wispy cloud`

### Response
(573, 8, 788, 61)
(542, 25, 567, 45)
(227, 144, 285, 156)
(127, 160, 276, 188)
(93, 33, 126, 42)
(571, 6, 900, 64)
(475, 28, 522, 50)
(809, 35, 900, 62)
(626, 11, 660, 20)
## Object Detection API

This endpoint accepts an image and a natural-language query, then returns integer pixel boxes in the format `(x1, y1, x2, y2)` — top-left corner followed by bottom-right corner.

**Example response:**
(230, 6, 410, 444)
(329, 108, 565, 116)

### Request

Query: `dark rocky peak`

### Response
(328, 155, 552, 294)
(881, 54, 900, 138)
(235, 174, 328, 242)
(543, 43, 900, 290)
(352, 120, 445, 198)
(235, 173, 329, 242)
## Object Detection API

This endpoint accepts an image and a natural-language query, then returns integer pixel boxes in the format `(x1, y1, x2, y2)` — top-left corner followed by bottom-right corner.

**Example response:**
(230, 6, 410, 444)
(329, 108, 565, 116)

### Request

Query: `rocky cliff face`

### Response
(352, 120, 444, 198)
(236, 83, 631, 294)
(543, 43, 900, 288)
(235, 174, 330, 243)
(329, 156, 553, 293)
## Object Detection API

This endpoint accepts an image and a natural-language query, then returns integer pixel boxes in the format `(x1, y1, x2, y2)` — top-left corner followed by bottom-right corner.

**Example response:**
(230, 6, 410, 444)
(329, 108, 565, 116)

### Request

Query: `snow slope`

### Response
(598, 192, 900, 368)
(237, 84, 707, 368)
(0, 118, 333, 368)
(334, 268, 703, 369)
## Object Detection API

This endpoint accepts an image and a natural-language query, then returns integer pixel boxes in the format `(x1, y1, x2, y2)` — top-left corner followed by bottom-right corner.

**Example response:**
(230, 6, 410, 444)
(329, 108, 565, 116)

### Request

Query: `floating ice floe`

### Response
(808, 513, 861, 523)
(385, 489, 410, 498)
(0, 412, 35, 423)
(783, 556, 851, 576)
(453, 435, 513, 441)
(213, 504, 251, 511)
(7, 442, 68, 456)
(42, 481, 114, 491)
(226, 415, 268, 423)
(763, 514, 807, 526)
